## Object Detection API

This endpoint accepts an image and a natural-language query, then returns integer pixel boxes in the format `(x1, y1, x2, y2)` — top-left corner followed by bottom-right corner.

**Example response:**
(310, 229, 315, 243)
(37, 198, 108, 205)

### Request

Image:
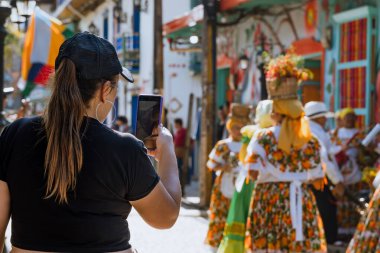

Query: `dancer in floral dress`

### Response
(243, 53, 326, 253)
(244, 99, 327, 253)
(347, 128, 380, 252)
(347, 167, 380, 253)
(330, 108, 368, 236)
(205, 104, 251, 249)
(218, 100, 273, 253)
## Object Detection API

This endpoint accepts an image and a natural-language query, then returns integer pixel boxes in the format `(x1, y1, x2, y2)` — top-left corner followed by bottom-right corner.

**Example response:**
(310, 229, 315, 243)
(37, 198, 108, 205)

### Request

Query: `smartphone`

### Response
(134, 95, 163, 150)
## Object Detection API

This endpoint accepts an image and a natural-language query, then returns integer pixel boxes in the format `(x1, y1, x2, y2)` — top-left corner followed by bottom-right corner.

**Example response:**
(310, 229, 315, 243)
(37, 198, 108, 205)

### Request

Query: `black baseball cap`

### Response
(55, 32, 134, 83)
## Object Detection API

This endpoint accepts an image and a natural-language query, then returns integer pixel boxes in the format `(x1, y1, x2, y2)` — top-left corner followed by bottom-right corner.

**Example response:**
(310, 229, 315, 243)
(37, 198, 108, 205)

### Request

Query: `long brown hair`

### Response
(43, 58, 117, 204)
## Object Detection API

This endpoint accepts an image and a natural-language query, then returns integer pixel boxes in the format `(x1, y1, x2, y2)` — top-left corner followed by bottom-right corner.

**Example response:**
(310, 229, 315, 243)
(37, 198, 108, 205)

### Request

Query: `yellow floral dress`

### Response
(245, 127, 327, 253)
(330, 128, 369, 235)
(205, 138, 242, 248)
(347, 186, 380, 252)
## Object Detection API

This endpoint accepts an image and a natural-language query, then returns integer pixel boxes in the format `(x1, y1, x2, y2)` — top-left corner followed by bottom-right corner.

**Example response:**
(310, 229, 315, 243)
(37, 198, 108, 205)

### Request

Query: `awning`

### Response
(220, 0, 250, 11)
(230, 0, 305, 10)
(163, 0, 253, 38)
(53, 0, 105, 21)
(163, 4, 203, 39)
(163, 0, 303, 39)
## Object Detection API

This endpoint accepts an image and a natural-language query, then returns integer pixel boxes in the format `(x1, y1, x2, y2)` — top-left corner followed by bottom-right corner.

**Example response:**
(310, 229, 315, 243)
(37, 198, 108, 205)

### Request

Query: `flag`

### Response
(20, 8, 73, 97)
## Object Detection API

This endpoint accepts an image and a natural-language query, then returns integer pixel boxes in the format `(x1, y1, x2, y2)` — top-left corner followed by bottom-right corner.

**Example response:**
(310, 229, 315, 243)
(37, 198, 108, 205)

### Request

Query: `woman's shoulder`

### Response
(214, 139, 231, 152)
(95, 124, 144, 149)
(2, 116, 42, 137)
(256, 127, 276, 142)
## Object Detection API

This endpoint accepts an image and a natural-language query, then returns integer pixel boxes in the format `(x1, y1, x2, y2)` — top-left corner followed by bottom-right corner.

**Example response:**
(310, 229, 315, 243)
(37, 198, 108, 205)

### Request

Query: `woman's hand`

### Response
(248, 170, 259, 181)
(332, 182, 345, 199)
(310, 178, 325, 191)
(148, 126, 175, 162)
(131, 125, 181, 229)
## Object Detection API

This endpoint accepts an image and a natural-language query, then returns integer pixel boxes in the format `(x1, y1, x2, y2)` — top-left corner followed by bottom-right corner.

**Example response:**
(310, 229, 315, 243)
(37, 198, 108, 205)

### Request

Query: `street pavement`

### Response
(128, 181, 214, 253)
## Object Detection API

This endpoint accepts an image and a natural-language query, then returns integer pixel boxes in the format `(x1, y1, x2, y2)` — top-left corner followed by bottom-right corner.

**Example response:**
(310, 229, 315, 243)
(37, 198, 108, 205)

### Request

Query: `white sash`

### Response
(257, 161, 323, 242)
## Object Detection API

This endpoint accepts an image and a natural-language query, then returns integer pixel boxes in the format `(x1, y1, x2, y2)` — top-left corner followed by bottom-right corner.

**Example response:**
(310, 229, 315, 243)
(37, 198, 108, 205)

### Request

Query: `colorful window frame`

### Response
(333, 6, 377, 126)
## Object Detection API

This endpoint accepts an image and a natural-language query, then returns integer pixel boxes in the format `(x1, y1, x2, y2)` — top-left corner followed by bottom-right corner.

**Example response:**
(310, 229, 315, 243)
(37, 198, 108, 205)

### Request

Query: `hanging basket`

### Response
(266, 77, 298, 100)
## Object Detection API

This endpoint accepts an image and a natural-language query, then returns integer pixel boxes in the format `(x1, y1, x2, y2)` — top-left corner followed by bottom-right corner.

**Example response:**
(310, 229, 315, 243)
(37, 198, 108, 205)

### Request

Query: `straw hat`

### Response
(228, 103, 251, 124)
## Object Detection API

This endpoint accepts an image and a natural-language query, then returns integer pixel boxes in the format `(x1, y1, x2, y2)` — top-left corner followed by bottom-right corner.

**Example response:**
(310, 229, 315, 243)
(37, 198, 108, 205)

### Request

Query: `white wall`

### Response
(139, 0, 155, 94)
(162, 0, 202, 130)
(163, 50, 202, 131)
(134, 0, 204, 130)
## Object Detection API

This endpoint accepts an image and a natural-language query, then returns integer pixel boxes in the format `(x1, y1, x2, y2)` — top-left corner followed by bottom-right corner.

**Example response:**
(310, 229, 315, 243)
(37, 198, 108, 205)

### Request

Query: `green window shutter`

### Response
(189, 52, 202, 75)
(217, 68, 229, 108)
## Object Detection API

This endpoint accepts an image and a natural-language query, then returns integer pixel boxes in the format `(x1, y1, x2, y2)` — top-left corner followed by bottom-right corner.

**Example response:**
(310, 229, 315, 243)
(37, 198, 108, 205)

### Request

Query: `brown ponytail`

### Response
(43, 59, 85, 204)
(43, 58, 118, 204)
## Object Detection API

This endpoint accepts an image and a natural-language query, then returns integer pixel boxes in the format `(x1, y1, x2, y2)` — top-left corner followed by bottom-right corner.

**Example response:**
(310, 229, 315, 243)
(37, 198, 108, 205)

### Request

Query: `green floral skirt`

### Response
(217, 181, 255, 253)
(245, 182, 327, 253)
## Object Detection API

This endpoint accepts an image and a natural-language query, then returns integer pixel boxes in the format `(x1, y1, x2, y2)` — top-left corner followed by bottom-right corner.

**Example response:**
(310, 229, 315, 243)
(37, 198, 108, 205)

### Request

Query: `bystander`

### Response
(174, 118, 187, 189)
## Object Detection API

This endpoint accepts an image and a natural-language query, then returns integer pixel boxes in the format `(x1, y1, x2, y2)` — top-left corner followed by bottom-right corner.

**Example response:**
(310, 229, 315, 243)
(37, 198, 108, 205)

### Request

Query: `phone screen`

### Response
(135, 95, 163, 147)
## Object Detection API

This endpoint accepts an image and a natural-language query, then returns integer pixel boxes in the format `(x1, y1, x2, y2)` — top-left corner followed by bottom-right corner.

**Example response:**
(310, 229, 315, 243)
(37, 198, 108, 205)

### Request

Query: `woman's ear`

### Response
(99, 81, 112, 103)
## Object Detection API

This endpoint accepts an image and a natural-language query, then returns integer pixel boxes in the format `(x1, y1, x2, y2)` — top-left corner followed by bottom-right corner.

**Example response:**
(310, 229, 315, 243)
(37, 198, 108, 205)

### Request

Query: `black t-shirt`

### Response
(0, 117, 159, 252)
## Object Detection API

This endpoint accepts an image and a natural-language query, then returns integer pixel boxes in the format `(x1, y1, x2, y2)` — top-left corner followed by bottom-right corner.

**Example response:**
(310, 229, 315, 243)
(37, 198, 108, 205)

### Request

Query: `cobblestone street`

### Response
(128, 181, 213, 253)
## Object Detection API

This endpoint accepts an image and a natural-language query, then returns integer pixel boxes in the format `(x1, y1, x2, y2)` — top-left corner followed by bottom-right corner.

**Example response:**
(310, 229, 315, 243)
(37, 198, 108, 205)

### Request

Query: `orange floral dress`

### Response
(245, 127, 327, 253)
(347, 186, 380, 252)
(205, 138, 242, 248)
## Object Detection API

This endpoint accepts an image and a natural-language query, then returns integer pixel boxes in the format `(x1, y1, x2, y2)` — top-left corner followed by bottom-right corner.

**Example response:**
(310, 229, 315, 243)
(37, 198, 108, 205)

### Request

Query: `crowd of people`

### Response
(204, 89, 380, 252)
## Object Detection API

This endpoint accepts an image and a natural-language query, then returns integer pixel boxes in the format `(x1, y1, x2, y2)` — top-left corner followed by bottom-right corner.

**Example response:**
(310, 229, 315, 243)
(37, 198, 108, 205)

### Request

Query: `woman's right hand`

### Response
(148, 126, 175, 162)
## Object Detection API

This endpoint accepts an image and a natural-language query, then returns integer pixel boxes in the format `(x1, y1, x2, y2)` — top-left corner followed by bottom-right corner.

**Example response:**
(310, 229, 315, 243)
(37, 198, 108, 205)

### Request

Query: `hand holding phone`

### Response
(147, 126, 175, 161)
(134, 95, 163, 150)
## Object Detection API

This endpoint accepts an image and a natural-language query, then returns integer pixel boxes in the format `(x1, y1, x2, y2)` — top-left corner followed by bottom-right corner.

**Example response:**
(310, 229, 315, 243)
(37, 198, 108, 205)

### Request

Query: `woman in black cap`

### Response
(0, 32, 181, 253)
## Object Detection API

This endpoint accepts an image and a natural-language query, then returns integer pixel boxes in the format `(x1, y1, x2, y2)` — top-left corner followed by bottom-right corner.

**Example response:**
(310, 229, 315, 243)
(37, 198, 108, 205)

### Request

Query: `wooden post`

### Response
(153, 0, 164, 93)
(182, 93, 194, 195)
(199, 0, 217, 208)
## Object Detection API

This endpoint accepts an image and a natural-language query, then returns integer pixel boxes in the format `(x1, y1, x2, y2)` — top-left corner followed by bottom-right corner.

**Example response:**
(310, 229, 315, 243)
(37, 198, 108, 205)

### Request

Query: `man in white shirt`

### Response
(305, 101, 345, 244)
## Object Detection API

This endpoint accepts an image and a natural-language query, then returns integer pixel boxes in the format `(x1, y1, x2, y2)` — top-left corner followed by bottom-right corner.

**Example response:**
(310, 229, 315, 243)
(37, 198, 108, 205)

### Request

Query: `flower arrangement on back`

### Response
(265, 52, 314, 94)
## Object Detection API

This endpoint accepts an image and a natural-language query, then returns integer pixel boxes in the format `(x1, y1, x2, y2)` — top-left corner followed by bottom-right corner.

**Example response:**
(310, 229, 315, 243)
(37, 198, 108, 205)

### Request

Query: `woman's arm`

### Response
(0, 181, 10, 252)
(209, 163, 232, 172)
(131, 127, 181, 229)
